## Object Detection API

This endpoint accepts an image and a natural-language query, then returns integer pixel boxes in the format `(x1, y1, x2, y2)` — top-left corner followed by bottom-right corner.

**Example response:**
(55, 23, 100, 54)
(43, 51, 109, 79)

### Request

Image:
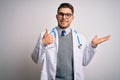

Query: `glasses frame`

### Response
(57, 12, 73, 19)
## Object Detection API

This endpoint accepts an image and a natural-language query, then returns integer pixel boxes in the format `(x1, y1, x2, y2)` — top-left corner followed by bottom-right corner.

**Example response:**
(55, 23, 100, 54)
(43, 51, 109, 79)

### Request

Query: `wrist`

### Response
(91, 41, 97, 48)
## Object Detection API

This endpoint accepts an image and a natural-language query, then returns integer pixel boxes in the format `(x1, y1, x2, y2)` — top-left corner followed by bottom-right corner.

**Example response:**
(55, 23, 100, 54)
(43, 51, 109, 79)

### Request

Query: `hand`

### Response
(42, 29, 54, 46)
(91, 35, 111, 47)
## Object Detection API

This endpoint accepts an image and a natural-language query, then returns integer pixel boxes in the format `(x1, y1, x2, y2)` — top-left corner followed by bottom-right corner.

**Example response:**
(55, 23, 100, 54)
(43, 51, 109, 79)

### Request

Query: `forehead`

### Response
(58, 8, 72, 13)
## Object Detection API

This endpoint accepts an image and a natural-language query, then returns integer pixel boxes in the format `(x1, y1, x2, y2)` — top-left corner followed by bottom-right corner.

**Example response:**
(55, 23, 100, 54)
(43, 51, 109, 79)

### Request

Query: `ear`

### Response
(56, 14, 58, 19)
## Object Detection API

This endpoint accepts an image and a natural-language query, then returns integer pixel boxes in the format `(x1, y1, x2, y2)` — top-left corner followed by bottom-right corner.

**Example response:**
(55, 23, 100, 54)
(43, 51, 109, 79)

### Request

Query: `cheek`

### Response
(68, 19, 73, 24)
(70, 20, 73, 23)
(69, 20, 73, 24)
(69, 17, 74, 22)
(56, 17, 61, 23)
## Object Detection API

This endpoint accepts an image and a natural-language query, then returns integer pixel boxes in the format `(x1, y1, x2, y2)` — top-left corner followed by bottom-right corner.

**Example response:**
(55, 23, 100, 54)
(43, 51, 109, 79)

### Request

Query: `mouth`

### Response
(60, 22, 67, 25)
(60, 20, 68, 23)
(58, 20, 69, 28)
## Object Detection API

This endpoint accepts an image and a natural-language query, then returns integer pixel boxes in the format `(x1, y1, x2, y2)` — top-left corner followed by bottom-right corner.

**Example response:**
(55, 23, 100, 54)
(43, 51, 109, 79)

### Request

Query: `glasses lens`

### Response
(58, 12, 72, 18)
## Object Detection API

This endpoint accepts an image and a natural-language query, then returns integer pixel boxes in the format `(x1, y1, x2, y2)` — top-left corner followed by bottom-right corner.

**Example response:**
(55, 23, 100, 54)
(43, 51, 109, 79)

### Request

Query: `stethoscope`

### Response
(50, 28, 82, 49)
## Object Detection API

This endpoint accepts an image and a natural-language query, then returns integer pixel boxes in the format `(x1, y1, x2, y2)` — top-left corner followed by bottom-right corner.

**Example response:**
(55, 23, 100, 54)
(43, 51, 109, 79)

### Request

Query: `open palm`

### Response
(91, 35, 111, 47)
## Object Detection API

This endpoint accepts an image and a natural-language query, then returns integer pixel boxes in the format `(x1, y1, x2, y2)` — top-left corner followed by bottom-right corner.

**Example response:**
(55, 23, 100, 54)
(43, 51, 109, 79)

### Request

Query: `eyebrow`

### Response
(58, 12, 72, 14)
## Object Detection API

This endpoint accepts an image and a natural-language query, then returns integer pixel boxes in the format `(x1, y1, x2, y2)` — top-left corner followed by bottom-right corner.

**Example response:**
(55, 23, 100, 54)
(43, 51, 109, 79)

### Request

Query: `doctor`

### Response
(31, 3, 110, 80)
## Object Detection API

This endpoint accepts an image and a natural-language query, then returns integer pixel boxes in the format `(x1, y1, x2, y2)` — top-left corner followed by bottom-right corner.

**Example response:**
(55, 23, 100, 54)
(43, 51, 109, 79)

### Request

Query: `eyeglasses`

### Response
(58, 12, 73, 19)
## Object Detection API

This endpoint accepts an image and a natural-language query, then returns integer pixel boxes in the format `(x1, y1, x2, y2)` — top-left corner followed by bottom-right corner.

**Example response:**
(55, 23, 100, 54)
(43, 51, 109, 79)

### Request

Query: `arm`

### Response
(31, 34, 45, 64)
(82, 35, 111, 66)
(31, 39, 40, 64)
(31, 29, 54, 64)
(82, 43, 96, 66)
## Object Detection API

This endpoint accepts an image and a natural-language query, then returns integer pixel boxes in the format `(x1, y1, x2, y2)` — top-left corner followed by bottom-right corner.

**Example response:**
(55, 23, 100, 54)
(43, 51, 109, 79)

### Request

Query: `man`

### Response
(31, 3, 110, 80)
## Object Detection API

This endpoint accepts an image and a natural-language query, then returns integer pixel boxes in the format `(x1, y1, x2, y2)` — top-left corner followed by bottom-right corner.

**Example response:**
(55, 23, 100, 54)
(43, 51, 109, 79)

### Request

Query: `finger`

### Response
(48, 34, 54, 43)
(93, 35, 98, 39)
(98, 35, 111, 43)
(49, 38, 54, 44)
(48, 34, 54, 39)
(95, 35, 98, 38)
(50, 34, 54, 39)
(101, 35, 110, 41)
(104, 35, 111, 40)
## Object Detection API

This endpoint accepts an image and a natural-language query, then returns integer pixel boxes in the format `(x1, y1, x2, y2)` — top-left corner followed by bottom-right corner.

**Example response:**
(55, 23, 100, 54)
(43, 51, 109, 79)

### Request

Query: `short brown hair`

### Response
(57, 3, 74, 14)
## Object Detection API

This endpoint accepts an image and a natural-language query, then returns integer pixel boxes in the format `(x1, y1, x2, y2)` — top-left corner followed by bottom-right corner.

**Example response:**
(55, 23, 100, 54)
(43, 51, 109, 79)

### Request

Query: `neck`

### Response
(58, 25, 70, 29)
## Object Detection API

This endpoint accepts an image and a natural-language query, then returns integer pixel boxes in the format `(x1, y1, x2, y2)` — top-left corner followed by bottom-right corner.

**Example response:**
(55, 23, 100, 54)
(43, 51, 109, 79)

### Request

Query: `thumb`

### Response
(93, 35, 98, 40)
(44, 29, 48, 35)
(43, 29, 49, 38)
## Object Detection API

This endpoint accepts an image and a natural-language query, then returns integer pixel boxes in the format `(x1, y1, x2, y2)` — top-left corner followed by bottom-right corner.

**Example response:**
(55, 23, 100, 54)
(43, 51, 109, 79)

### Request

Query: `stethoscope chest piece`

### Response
(78, 44, 82, 49)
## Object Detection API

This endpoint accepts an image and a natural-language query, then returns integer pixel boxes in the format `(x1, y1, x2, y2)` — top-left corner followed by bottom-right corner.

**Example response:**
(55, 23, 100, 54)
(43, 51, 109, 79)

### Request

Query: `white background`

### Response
(0, 0, 120, 80)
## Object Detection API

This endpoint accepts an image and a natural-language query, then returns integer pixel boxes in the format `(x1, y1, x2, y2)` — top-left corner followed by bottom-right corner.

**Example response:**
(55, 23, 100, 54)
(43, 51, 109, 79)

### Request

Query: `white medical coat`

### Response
(31, 27, 96, 80)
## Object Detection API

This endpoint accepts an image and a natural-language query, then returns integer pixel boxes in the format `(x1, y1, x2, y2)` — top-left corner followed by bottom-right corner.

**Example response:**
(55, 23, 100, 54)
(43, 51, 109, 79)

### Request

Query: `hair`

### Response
(57, 3, 74, 14)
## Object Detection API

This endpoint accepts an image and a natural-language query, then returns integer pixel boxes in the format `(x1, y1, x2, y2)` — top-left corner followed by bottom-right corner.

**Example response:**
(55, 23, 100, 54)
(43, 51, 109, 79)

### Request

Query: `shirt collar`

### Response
(57, 26, 71, 36)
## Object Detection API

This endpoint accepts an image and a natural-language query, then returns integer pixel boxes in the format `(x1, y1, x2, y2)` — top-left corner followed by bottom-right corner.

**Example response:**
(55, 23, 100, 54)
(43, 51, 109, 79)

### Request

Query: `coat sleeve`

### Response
(31, 33, 46, 64)
(82, 44, 96, 66)
(81, 35, 96, 66)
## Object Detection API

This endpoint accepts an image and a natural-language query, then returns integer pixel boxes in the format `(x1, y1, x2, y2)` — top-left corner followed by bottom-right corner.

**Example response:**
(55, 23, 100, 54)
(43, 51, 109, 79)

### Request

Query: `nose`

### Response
(62, 15, 66, 19)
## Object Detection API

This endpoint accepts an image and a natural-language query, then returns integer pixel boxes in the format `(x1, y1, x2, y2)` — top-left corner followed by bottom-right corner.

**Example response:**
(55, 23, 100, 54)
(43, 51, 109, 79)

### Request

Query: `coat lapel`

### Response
(54, 27, 59, 53)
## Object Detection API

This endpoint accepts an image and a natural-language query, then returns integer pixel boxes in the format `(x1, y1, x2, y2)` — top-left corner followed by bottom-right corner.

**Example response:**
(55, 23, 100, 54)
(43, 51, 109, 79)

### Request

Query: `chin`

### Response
(59, 25, 69, 29)
(59, 24, 69, 28)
